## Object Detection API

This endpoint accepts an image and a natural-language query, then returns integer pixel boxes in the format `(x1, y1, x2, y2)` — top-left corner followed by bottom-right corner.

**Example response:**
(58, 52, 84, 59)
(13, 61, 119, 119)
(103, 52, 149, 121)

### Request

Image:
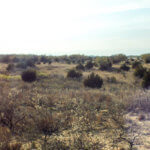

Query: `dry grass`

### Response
(0, 62, 149, 149)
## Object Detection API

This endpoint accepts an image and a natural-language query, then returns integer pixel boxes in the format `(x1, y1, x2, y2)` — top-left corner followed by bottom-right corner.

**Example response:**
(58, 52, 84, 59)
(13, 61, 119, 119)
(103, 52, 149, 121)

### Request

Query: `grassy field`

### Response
(0, 60, 150, 150)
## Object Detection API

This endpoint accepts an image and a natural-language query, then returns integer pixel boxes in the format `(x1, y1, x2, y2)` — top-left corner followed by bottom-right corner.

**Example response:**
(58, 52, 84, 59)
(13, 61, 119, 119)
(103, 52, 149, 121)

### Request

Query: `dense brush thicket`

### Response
(84, 72, 103, 88)
(21, 69, 37, 82)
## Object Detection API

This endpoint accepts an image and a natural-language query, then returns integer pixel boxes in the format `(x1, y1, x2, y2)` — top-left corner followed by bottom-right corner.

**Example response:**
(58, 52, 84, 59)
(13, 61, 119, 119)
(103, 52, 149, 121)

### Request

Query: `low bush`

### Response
(141, 54, 150, 63)
(84, 72, 103, 88)
(110, 54, 127, 64)
(120, 63, 130, 71)
(16, 62, 27, 69)
(21, 69, 37, 82)
(26, 59, 35, 67)
(141, 70, 150, 88)
(134, 65, 147, 78)
(85, 61, 93, 70)
(67, 69, 82, 79)
(76, 63, 85, 70)
(132, 61, 141, 69)
(99, 59, 112, 71)
(107, 76, 117, 83)
(6, 64, 15, 71)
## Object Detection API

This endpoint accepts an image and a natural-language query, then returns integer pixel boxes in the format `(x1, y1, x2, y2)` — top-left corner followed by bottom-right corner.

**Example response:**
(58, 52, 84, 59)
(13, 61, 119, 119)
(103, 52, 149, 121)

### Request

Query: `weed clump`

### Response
(67, 69, 82, 79)
(84, 72, 103, 88)
(21, 69, 37, 82)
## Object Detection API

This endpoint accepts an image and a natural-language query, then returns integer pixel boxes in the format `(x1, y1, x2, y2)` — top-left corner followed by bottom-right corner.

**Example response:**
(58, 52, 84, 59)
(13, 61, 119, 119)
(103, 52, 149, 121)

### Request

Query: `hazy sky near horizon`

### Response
(0, 0, 150, 56)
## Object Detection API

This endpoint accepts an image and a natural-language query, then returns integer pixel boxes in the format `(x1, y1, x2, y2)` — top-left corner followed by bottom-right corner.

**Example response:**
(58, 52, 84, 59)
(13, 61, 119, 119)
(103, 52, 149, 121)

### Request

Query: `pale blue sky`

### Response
(0, 0, 150, 56)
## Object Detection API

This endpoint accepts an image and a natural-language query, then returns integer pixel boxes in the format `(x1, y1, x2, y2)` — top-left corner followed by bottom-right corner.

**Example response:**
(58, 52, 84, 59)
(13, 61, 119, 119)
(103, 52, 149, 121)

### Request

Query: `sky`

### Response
(0, 0, 150, 56)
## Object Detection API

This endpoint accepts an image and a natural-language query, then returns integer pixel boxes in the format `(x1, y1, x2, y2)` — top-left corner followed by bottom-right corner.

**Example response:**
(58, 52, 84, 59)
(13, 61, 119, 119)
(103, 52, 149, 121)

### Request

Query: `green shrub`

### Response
(107, 76, 117, 83)
(141, 70, 150, 88)
(134, 65, 147, 78)
(26, 59, 35, 67)
(48, 60, 52, 64)
(21, 69, 37, 82)
(1, 56, 11, 63)
(16, 62, 27, 69)
(132, 61, 141, 69)
(6, 64, 15, 71)
(99, 58, 112, 71)
(85, 61, 93, 69)
(141, 54, 150, 63)
(120, 63, 130, 71)
(67, 69, 82, 79)
(40, 55, 48, 64)
(110, 54, 127, 64)
(76, 63, 85, 70)
(84, 72, 103, 88)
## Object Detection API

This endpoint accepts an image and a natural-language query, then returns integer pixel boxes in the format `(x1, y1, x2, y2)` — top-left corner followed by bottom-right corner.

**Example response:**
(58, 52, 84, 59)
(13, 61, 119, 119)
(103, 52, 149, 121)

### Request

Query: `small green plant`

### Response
(21, 69, 37, 82)
(134, 65, 147, 78)
(84, 72, 103, 88)
(120, 63, 130, 71)
(67, 69, 82, 79)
